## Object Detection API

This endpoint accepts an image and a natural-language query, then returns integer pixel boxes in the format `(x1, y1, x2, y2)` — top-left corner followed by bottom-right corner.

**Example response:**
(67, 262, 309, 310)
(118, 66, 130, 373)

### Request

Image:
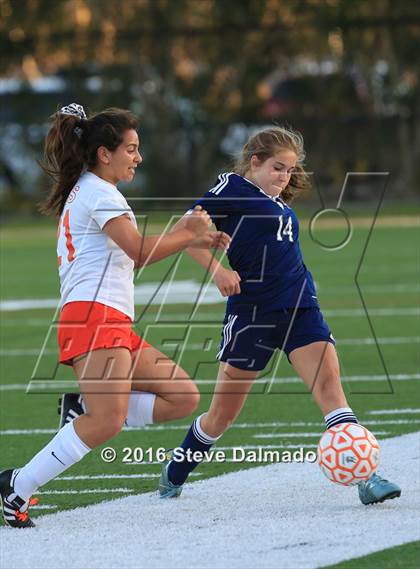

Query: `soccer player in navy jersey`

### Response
(158, 126, 401, 505)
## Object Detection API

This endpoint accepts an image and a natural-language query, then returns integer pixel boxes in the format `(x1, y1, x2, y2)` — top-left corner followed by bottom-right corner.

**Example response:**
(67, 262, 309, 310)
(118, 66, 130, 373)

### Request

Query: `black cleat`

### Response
(0, 469, 36, 528)
(58, 393, 85, 429)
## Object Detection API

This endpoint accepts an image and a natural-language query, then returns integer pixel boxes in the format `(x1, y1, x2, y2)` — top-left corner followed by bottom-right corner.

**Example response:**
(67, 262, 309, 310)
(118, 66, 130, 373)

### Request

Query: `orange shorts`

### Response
(58, 301, 151, 366)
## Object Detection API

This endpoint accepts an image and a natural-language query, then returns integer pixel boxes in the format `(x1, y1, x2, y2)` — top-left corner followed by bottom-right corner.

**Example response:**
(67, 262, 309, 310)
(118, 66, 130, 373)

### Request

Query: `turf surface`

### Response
(0, 209, 419, 566)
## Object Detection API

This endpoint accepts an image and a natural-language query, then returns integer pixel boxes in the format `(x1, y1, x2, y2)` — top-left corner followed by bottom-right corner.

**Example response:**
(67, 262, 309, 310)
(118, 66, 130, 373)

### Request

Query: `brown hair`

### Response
(233, 126, 310, 203)
(39, 107, 139, 217)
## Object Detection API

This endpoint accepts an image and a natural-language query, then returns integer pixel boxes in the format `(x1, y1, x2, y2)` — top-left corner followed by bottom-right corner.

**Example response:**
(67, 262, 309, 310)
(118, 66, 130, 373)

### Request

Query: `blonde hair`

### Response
(233, 126, 310, 203)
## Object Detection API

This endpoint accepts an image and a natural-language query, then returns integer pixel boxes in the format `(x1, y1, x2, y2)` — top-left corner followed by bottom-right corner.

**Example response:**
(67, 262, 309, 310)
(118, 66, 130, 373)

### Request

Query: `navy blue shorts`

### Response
(217, 306, 335, 371)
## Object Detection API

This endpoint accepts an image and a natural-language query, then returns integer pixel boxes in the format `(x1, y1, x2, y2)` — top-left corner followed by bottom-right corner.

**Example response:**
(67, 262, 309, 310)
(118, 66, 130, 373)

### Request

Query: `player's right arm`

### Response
(186, 247, 241, 296)
(183, 176, 241, 296)
(103, 206, 215, 267)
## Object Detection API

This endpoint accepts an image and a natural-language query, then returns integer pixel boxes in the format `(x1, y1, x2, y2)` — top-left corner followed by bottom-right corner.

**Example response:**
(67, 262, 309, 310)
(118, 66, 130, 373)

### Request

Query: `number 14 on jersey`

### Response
(277, 215, 294, 242)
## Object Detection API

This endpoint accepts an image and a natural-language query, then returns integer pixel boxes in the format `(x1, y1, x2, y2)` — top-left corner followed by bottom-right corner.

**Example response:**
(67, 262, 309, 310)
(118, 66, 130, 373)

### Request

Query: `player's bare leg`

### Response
(1, 347, 131, 527)
(59, 346, 200, 429)
(159, 362, 258, 498)
(200, 362, 258, 437)
(72, 347, 132, 448)
(288, 341, 348, 415)
(289, 340, 401, 504)
(130, 346, 200, 423)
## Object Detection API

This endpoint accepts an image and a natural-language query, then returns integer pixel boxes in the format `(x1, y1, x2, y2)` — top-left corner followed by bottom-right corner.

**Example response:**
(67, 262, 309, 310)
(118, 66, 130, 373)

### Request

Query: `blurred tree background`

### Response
(0, 0, 419, 215)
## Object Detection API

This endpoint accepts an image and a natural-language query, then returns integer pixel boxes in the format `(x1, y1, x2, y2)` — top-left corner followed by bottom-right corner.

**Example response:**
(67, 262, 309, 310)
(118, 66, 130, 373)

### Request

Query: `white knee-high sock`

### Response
(77, 391, 155, 427)
(324, 407, 358, 429)
(125, 391, 156, 427)
(13, 422, 90, 501)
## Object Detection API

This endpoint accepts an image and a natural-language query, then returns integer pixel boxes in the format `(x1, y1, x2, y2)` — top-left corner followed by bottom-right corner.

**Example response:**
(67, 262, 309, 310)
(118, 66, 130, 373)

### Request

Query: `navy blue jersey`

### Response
(192, 172, 318, 310)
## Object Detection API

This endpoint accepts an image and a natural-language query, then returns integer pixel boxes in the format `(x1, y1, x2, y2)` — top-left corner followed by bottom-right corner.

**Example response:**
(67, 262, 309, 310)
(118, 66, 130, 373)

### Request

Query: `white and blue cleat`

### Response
(158, 454, 183, 499)
(358, 472, 401, 505)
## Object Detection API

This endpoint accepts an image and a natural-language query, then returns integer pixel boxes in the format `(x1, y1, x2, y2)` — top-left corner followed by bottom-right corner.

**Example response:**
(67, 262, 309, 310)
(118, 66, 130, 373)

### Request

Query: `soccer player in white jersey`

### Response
(157, 126, 401, 506)
(0, 103, 230, 528)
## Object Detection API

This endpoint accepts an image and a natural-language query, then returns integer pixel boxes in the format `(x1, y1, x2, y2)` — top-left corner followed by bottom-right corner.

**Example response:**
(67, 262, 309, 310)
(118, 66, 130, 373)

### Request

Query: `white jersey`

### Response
(57, 171, 136, 319)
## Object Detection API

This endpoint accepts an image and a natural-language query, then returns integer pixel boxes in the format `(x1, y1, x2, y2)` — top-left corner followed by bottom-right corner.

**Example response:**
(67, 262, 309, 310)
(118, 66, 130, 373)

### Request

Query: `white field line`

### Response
(37, 488, 135, 495)
(0, 432, 418, 569)
(6, 373, 419, 393)
(0, 421, 418, 437)
(0, 429, 58, 435)
(254, 431, 389, 439)
(368, 408, 420, 415)
(248, 433, 351, 439)
(322, 307, 420, 316)
(353, 264, 419, 274)
(1, 335, 419, 357)
(143, 419, 420, 428)
(1, 294, 420, 316)
(148, 444, 319, 452)
(146, 307, 420, 318)
(0, 274, 419, 313)
(1, 318, 52, 327)
(31, 505, 58, 510)
(337, 336, 420, 345)
(322, 284, 420, 293)
(55, 473, 203, 480)
(2, 306, 420, 326)
(0, 283, 420, 318)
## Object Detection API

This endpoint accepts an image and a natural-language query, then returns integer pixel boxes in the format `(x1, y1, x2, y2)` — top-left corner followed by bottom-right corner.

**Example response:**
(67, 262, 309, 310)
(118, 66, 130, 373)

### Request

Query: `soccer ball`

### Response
(317, 423, 380, 486)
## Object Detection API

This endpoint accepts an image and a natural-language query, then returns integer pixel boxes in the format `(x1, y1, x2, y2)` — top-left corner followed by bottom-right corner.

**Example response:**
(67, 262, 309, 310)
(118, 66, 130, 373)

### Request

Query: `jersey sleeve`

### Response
(188, 173, 239, 229)
(89, 187, 132, 230)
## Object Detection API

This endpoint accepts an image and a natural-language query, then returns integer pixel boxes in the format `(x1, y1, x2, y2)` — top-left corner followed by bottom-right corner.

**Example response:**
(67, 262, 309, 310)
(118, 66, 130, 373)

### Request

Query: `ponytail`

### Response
(39, 104, 138, 217)
(39, 110, 87, 216)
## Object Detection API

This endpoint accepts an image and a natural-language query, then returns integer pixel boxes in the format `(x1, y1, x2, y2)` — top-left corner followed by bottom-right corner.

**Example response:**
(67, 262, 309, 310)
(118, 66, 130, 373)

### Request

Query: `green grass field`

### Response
(0, 209, 419, 567)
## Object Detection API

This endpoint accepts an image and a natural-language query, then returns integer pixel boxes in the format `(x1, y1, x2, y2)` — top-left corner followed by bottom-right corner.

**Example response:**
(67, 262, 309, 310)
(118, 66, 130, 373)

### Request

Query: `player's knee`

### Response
(170, 369, 200, 414)
(172, 382, 200, 418)
(94, 412, 126, 441)
(184, 385, 200, 415)
(207, 409, 235, 433)
(102, 417, 126, 440)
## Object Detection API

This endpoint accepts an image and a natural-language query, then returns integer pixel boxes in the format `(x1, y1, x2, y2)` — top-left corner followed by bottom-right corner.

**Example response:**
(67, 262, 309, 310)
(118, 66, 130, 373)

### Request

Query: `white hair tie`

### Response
(59, 103, 87, 120)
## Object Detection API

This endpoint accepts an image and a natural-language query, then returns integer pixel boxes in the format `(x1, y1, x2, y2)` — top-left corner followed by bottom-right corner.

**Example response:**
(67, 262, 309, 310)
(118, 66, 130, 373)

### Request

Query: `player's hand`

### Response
(213, 266, 241, 296)
(189, 231, 231, 250)
(182, 205, 212, 237)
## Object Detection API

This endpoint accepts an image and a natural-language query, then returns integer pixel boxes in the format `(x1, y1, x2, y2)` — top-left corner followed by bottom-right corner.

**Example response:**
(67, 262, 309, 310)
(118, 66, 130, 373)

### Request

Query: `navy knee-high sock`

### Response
(168, 414, 221, 486)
